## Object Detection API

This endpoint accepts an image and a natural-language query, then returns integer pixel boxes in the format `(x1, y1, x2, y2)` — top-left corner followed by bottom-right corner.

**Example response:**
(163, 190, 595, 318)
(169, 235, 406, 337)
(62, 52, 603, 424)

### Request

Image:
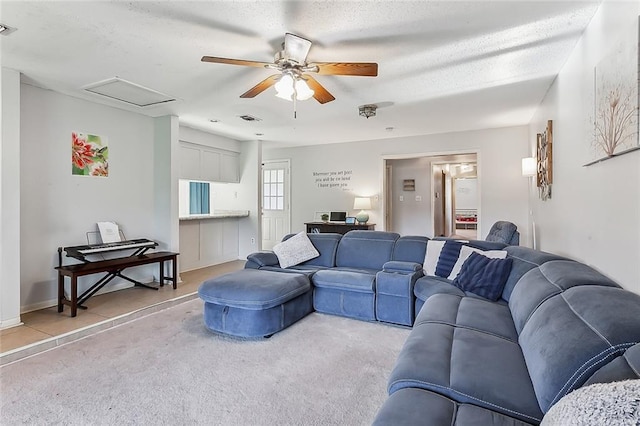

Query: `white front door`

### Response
(261, 160, 291, 250)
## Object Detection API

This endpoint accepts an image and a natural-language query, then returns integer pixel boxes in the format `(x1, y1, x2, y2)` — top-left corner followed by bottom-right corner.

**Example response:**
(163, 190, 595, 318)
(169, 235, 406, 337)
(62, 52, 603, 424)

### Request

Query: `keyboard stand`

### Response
(56, 248, 179, 317)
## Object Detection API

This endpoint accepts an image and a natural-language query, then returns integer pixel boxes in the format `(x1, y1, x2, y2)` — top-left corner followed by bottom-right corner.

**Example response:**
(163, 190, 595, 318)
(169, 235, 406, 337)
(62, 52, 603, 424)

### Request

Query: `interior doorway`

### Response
(261, 159, 291, 250)
(432, 161, 478, 239)
(384, 153, 478, 238)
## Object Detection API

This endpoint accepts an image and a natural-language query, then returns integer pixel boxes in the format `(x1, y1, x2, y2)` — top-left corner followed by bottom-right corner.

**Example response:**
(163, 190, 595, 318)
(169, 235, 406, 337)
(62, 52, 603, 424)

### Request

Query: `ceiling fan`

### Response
(201, 33, 378, 105)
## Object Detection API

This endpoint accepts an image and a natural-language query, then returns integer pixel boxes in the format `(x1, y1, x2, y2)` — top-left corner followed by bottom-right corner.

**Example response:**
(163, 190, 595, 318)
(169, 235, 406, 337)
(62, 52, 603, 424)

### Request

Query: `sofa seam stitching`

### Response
(415, 319, 518, 344)
(388, 381, 541, 422)
(561, 292, 612, 347)
(550, 343, 635, 406)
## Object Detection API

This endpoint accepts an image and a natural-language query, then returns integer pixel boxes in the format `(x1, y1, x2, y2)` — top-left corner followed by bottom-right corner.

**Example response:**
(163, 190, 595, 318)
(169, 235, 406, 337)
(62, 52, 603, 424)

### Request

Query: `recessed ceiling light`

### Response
(255, 133, 264, 136)
(0, 24, 17, 36)
(209, 119, 220, 123)
(385, 127, 395, 131)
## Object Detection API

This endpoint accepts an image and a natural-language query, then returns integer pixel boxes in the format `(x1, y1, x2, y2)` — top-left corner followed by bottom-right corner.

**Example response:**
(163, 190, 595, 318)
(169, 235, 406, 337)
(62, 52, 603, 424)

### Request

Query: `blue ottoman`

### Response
(197, 269, 313, 338)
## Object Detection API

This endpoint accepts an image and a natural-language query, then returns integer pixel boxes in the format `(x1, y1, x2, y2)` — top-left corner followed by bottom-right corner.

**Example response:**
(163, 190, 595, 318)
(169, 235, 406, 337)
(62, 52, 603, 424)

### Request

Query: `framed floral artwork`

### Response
(72, 132, 109, 177)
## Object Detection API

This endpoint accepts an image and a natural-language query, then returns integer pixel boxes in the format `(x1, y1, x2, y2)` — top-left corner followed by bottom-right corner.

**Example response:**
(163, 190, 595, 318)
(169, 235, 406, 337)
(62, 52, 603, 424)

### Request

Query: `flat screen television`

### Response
(330, 211, 347, 222)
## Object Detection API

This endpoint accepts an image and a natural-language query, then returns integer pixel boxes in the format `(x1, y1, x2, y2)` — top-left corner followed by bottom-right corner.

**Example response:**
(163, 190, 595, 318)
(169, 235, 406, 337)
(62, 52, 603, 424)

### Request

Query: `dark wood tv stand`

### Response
(305, 222, 375, 235)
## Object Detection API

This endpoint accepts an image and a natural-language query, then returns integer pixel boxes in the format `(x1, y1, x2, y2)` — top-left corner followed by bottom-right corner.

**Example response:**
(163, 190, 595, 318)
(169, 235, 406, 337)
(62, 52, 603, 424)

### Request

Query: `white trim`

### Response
(19, 277, 152, 315)
(0, 318, 23, 330)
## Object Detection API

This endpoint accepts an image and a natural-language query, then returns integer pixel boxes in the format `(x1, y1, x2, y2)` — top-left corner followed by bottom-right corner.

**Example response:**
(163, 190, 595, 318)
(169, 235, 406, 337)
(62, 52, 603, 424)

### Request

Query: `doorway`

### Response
(432, 161, 478, 239)
(384, 153, 478, 238)
(261, 160, 291, 250)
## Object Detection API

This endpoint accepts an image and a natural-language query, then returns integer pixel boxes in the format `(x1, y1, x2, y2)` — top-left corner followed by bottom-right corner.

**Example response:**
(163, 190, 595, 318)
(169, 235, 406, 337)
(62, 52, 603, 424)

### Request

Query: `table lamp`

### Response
(353, 197, 371, 224)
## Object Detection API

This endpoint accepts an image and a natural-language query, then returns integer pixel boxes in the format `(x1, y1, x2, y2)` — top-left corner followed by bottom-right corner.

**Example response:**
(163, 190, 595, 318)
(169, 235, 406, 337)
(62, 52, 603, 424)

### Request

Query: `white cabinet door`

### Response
(200, 149, 221, 181)
(222, 219, 239, 259)
(179, 145, 201, 180)
(178, 221, 201, 272)
(220, 153, 239, 183)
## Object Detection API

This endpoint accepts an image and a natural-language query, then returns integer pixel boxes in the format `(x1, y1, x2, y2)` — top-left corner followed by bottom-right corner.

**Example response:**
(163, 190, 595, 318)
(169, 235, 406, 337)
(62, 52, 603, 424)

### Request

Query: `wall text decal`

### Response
(312, 170, 353, 190)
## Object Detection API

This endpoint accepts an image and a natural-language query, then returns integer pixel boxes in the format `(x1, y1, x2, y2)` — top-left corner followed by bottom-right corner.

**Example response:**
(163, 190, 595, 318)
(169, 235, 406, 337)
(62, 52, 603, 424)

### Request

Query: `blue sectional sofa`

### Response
(374, 245, 640, 425)
(245, 231, 426, 325)
(200, 230, 640, 424)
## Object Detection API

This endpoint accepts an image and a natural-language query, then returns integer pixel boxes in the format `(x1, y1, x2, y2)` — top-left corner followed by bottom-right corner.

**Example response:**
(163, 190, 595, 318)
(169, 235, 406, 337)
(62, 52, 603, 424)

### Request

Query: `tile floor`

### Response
(0, 260, 244, 363)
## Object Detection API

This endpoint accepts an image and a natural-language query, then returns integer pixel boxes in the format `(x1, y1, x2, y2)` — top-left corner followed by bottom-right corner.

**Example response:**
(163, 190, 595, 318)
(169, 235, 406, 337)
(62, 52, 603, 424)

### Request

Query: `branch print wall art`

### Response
(586, 16, 639, 165)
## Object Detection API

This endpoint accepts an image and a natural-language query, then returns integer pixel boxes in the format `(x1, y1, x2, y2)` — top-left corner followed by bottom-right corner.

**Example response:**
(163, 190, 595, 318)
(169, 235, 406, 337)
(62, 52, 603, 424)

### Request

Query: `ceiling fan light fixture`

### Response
(294, 78, 314, 101)
(359, 104, 377, 119)
(275, 74, 295, 100)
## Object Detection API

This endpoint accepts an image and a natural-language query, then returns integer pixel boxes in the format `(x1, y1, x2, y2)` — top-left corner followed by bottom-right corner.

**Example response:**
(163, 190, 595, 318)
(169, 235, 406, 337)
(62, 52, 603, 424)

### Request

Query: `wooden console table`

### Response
(56, 251, 178, 317)
(305, 222, 375, 235)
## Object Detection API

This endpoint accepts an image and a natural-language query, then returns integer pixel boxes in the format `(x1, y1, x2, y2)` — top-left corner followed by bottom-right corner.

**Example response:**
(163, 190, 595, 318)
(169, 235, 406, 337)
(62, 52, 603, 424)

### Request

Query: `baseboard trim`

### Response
(20, 277, 153, 314)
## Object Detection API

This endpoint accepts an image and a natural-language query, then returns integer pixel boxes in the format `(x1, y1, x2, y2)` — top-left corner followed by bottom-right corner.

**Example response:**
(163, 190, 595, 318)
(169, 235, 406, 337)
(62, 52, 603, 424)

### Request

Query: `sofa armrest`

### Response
(383, 261, 423, 274)
(246, 251, 280, 268)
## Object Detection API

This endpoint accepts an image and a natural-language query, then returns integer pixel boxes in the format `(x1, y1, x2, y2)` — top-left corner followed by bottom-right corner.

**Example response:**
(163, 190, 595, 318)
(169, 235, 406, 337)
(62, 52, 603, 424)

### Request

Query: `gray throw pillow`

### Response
(272, 232, 320, 268)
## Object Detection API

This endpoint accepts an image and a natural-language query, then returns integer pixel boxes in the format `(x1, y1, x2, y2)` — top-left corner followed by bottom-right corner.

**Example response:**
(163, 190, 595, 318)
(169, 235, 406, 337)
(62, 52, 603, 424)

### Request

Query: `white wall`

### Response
(528, 0, 640, 293)
(1, 68, 22, 327)
(388, 157, 432, 236)
(237, 140, 261, 258)
(20, 84, 160, 311)
(264, 126, 529, 242)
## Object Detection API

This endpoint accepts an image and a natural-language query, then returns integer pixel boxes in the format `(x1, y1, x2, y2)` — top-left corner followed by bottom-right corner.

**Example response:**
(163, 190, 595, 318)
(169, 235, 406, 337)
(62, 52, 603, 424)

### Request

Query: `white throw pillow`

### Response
(272, 232, 320, 269)
(447, 245, 508, 280)
(423, 240, 447, 276)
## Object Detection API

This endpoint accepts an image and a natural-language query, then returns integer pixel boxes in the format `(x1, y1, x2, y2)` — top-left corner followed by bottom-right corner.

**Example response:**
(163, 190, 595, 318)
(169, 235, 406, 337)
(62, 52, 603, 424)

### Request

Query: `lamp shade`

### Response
(353, 197, 371, 210)
(522, 157, 536, 177)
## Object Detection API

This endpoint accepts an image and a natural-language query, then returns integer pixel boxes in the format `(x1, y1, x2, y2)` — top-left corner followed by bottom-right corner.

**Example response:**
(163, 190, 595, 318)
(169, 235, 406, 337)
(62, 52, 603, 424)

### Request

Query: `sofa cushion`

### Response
(388, 320, 543, 424)
(518, 286, 640, 413)
(509, 260, 620, 334)
(415, 293, 518, 342)
(273, 231, 320, 268)
(312, 268, 377, 293)
(374, 387, 535, 426)
(198, 269, 310, 310)
(335, 231, 399, 270)
(392, 235, 428, 264)
(501, 246, 567, 301)
(453, 252, 513, 301)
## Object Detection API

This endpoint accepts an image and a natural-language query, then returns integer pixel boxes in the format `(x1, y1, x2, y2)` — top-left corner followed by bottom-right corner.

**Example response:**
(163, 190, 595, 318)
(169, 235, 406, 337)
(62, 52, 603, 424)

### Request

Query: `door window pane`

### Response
(263, 168, 285, 211)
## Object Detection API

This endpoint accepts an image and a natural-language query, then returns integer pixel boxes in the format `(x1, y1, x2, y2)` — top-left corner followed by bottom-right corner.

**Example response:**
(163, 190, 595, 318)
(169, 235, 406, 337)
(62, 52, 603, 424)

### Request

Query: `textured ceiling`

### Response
(1, 1, 600, 147)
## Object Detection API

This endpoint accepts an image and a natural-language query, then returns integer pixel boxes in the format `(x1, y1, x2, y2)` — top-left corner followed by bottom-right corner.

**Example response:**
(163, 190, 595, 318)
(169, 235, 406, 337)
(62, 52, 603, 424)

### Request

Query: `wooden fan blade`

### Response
(240, 74, 281, 98)
(303, 75, 336, 104)
(313, 62, 378, 77)
(201, 56, 272, 68)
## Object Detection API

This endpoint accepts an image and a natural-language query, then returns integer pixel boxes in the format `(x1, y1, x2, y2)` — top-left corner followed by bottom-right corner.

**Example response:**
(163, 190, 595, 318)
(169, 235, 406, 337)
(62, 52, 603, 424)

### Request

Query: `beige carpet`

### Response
(1, 298, 410, 425)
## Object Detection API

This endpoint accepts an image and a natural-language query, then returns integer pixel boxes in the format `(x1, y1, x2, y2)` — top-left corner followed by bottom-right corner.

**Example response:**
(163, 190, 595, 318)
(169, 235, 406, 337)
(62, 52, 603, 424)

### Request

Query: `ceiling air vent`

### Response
(238, 114, 262, 122)
(83, 77, 175, 107)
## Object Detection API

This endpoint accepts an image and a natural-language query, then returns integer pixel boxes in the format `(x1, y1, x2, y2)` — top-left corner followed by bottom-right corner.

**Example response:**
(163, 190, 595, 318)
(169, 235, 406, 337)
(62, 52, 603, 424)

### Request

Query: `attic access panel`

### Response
(83, 77, 175, 107)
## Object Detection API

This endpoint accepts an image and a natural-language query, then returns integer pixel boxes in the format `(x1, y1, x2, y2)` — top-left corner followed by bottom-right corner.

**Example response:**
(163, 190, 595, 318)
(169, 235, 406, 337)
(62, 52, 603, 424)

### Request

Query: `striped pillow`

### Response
(423, 240, 466, 277)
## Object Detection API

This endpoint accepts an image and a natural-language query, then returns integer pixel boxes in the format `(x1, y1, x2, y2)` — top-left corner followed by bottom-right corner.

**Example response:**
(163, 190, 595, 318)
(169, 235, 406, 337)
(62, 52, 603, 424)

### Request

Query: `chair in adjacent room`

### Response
(485, 221, 520, 245)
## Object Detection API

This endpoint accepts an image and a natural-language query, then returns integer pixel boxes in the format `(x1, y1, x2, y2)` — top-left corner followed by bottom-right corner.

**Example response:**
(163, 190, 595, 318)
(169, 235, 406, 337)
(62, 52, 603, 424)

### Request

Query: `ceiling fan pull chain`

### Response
(293, 86, 298, 119)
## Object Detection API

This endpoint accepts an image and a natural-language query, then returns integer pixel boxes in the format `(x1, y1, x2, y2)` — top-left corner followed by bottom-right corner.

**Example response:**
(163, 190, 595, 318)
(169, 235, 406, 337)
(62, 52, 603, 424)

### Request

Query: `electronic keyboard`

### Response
(64, 238, 158, 258)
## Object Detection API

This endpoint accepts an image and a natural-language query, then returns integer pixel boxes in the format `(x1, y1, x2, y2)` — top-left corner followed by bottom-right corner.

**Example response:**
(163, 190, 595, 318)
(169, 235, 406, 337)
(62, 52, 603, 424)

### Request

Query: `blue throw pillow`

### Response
(434, 240, 465, 278)
(453, 252, 513, 301)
